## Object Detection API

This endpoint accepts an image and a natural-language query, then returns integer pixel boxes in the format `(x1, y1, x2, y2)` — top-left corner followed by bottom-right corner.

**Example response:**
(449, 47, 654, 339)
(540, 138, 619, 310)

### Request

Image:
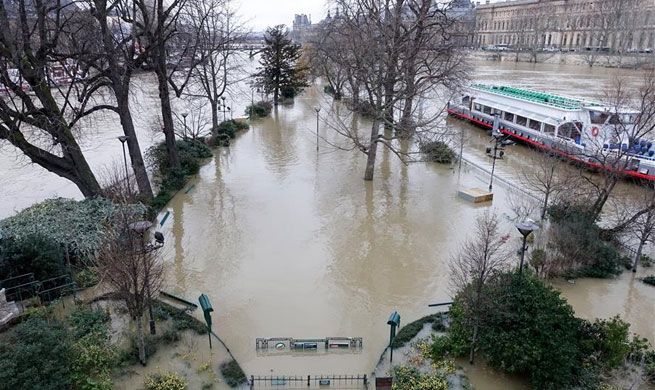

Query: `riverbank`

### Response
(470, 49, 655, 69)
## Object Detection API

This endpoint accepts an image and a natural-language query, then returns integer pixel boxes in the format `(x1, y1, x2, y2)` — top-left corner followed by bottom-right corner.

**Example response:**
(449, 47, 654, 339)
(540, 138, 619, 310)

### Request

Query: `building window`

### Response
(504, 112, 515, 122)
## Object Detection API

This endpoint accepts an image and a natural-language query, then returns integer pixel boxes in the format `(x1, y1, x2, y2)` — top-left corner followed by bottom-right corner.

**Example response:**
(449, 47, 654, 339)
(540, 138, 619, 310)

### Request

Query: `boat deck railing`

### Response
(471, 84, 601, 111)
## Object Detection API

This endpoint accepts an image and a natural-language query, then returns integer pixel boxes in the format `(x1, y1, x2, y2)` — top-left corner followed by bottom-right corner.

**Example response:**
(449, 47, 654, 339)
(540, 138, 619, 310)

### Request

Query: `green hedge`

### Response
(147, 139, 213, 212)
(219, 359, 247, 388)
(245, 101, 272, 119)
(391, 313, 446, 348)
(420, 141, 456, 164)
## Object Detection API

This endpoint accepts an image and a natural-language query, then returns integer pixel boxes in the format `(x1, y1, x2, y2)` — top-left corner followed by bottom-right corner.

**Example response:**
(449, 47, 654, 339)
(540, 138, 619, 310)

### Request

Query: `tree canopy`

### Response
(256, 25, 309, 105)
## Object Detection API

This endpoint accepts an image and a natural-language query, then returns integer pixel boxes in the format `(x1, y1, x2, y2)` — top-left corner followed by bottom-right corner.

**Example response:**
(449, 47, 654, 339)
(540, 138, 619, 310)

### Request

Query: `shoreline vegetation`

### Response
(377, 272, 655, 390)
(0, 116, 256, 390)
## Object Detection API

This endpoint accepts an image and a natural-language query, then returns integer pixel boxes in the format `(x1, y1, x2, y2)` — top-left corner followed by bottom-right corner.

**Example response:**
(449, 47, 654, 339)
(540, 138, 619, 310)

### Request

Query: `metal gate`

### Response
(249, 374, 368, 390)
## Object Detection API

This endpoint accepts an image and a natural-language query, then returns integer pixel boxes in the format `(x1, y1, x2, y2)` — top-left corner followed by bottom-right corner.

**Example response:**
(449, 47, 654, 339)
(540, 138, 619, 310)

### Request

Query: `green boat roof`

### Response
(471, 84, 601, 111)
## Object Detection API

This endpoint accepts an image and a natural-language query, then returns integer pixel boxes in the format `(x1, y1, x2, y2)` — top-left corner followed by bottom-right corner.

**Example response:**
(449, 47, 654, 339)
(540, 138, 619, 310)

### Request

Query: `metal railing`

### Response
(250, 374, 368, 389)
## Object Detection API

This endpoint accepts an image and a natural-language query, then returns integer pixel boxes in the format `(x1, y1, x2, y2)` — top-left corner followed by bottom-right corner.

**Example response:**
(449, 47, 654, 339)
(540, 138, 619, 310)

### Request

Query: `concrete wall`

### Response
(470, 50, 655, 69)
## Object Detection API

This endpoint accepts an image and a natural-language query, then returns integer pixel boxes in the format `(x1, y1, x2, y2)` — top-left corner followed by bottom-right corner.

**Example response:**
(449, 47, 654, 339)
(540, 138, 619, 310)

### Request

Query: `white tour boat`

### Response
(447, 84, 655, 181)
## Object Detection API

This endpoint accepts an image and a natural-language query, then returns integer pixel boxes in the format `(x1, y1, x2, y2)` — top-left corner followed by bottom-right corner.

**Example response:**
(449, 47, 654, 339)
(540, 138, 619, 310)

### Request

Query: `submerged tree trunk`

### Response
(364, 118, 381, 181)
(469, 321, 479, 364)
(137, 314, 146, 365)
(153, 0, 181, 171)
(115, 88, 154, 200)
(211, 100, 219, 131)
(155, 50, 181, 170)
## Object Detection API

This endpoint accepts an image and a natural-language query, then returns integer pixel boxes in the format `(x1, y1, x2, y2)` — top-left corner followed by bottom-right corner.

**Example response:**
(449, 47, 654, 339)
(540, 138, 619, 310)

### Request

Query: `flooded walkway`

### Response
(1, 60, 654, 389)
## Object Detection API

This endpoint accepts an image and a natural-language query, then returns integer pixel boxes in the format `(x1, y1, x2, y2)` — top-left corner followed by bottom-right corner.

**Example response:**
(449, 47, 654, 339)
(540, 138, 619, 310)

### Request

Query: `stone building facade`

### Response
(474, 0, 655, 52)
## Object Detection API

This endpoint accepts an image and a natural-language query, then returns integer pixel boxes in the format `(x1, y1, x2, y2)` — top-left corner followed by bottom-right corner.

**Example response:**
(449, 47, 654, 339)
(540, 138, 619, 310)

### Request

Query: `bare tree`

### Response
(179, 0, 242, 131)
(449, 211, 510, 364)
(308, 19, 348, 100)
(571, 74, 655, 220)
(135, 0, 190, 171)
(0, 0, 102, 197)
(324, 0, 468, 181)
(172, 101, 212, 140)
(519, 153, 584, 220)
(609, 185, 655, 272)
(72, 0, 155, 200)
(97, 213, 164, 366)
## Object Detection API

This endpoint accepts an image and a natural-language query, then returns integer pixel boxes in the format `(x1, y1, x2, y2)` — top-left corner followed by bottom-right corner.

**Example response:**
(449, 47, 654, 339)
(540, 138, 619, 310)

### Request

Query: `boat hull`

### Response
(446, 106, 655, 182)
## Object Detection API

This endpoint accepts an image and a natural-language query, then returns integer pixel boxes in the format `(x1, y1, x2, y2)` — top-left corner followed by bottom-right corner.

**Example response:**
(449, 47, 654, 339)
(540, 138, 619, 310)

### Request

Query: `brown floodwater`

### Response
(2, 60, 654, 389)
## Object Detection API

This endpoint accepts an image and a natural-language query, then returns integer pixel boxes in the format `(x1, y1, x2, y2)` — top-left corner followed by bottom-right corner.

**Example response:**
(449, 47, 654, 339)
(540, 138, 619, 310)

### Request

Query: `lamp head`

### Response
(117, 135, 129, 143)
(515, 220, 539, 238)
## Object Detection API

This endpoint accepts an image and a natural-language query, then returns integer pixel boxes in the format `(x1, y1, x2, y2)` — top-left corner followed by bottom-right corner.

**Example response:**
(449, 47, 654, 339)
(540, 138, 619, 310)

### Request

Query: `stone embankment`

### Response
(470, 50, 655, 69)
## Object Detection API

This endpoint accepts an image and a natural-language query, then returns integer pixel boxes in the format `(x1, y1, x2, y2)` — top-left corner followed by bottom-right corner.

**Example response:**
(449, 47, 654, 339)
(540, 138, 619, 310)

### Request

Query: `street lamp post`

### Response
(219, 96, 231, 122)
(128, 220, 163, 335)
(314, 107, 321, 151)
(117, 136, 131, 197)
(515, 220, 540, 274)
(181, 113, 189, 140)
(250, 83, 255, 121)
(487, 113, 504, 192)
(387, 311, 401, 363)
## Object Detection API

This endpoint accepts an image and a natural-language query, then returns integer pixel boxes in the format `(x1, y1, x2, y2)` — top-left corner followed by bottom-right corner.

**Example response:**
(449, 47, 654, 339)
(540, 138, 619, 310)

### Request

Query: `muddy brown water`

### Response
(2, 61, 654, 389)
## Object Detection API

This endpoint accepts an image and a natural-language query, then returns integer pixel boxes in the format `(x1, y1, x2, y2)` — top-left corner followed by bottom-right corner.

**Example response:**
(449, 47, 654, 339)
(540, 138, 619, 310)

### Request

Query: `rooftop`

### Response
(471, 84, 600, 110)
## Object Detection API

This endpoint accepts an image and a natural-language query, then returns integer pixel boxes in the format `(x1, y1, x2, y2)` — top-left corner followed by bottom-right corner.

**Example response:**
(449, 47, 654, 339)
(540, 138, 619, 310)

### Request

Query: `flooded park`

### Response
(2, 60, 655, 389)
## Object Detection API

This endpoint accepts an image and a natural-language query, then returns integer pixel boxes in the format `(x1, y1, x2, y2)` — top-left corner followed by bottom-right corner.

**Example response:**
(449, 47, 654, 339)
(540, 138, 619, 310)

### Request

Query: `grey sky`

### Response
(236, 0, 504, 32)
(236, 0, 329, 32)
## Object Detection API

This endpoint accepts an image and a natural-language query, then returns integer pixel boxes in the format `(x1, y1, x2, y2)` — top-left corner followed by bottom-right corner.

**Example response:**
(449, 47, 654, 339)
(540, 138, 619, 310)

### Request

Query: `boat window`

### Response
(544, 124, 555, 134)
(492, 108, 502, 116)
(528, 119, 541, 131)
(504, 112, 515, 122)
(474, 103, 482, 111)
(461, 96, 470, 104)
(589, 111, 609, 124)
(516, 115, 527, 126)
(558, 122, 582, 140)
(483, 106, 492, 115)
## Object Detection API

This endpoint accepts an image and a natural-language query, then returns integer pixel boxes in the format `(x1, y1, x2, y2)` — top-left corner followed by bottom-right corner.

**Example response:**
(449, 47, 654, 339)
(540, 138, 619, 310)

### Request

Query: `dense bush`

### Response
(477, 272, 584, 390)
(391, 313, 445, 348)
(0, 314, 72, 390)
(645, 351, 655, 384)
(0, 235, 66, 282)
(579, 316, 631, 370)
(549, 202, 622, 278)
(281, 85, 297, 99)
(69, 306, 111, 339)
(219, 359, 247, 388)
(144, 371, 187, 390)
(147, 139, 212, 179)
(214, 120, 249, 140)
(391, 366, 448, 390)
(147, 139, 212, 212)
(0, 197, 142, 258)
(153, 300, 208, 335)
(643, 275, 655, 286)
(448, 271, 649, 390)
(245, 101, 272, 119)
(420, 141, 456, 164)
